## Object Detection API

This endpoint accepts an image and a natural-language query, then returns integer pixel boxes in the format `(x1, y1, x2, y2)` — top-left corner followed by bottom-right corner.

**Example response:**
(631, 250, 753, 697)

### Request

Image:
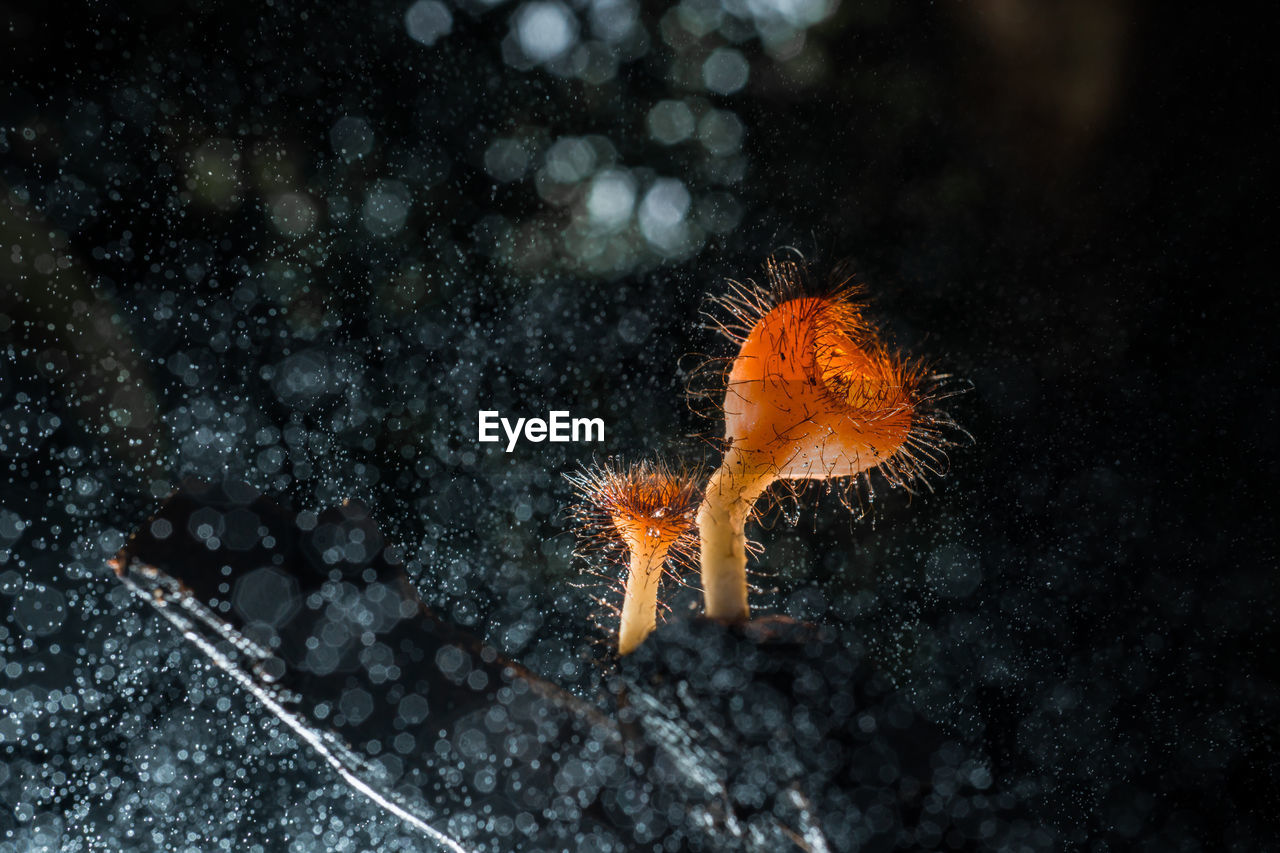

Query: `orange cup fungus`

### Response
(698, 257, 956, 621)
(566, 460, 700, 654)
(566, 255, 961, 651)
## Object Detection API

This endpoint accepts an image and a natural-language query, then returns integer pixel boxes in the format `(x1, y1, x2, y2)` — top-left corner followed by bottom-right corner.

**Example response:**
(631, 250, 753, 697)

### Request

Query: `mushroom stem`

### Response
(617, 534, 669, 655)
(697, 447, 775, 621)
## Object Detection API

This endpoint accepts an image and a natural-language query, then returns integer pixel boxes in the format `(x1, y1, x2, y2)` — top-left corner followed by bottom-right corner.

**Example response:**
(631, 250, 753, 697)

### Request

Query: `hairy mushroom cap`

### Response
(566, 458, 702, 653)
(566, 458, 700, 560)
(695, 256, 966, 622)
(711, 257, 957, 495)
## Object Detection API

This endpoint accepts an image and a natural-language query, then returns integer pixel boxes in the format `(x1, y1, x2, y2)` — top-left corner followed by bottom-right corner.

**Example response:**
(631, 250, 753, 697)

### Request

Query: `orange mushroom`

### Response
(566, 459, 700, 654)
(698, 257, 959, 621)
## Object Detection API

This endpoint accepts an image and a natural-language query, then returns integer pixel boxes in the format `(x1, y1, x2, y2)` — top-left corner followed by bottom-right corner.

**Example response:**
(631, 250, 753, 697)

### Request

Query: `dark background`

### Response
(1, 1, 1274, 850)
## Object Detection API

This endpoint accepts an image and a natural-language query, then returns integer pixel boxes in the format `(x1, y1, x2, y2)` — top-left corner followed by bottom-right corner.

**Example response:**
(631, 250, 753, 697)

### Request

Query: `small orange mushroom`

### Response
(698, 258, 957, 621)
(566, 459, 700, 654)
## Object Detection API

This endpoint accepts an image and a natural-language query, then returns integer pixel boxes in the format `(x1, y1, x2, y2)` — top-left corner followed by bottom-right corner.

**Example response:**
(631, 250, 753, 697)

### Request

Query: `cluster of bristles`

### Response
(564, 460, 701, 563)
(567, 255, 967, 654)
(564, 460, 702, 654)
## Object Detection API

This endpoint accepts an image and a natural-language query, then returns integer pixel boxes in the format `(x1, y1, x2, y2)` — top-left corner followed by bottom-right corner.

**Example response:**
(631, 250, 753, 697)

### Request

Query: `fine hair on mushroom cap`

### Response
(711, 256, 964, 492)
(694, 253, 968, 622)
(565, 457, 701, 654)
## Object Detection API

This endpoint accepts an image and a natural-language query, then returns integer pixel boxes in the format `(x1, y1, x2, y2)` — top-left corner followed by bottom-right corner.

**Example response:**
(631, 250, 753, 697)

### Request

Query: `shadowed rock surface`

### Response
(617, 617, 1051, 852)
(112, 481, 1051, 851)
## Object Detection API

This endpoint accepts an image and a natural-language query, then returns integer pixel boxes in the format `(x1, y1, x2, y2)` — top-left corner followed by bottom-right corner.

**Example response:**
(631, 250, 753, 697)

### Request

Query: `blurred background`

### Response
(0, 0, 1273, 850)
